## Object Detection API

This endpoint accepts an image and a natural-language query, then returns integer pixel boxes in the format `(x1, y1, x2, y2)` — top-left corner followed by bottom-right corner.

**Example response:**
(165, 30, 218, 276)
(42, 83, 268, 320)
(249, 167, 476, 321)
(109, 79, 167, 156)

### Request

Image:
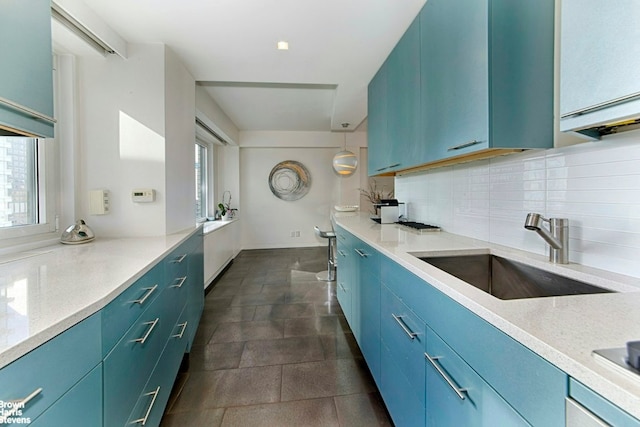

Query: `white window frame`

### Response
(195, 137, 215, 222)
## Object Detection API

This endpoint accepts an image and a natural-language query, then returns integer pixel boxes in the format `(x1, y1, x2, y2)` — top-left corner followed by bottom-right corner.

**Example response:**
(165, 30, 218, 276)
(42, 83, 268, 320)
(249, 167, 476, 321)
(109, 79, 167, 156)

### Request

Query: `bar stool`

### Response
(314, 226, 336, 282)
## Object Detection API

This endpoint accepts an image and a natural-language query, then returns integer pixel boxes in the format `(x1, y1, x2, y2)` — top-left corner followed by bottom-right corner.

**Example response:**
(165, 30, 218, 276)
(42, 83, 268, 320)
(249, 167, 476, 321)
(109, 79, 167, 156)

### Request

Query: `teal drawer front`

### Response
(570, 378, 640, 427)
(0, 313, 101, 424)
(425, 327, 529, 427)
(29, 364, 102, 427)
(127, 306, 190, 427)
(165, 242, 190, 287)
(381, 342, 425, 427)
(360, 267, 381, 387)
(103, 287, 178, 427)
(381, 256, 566, 427)
(186, 232, 204, 350)
(354, 240, 380, 277)
(380, 285, 426, 403)
(102, 262, 164, 356)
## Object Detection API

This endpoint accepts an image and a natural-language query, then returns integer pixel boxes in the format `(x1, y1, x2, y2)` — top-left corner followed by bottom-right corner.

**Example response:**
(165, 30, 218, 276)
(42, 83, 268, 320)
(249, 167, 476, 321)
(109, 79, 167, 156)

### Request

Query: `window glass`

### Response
(195, 142, 207, 220)
(0, 137, 38, 227)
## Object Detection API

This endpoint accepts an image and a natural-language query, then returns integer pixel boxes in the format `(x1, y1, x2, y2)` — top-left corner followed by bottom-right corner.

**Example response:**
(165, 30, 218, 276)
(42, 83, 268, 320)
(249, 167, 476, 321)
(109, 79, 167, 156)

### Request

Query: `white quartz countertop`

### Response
(0, 226, 201, 370)
(333, 212, 640, 419)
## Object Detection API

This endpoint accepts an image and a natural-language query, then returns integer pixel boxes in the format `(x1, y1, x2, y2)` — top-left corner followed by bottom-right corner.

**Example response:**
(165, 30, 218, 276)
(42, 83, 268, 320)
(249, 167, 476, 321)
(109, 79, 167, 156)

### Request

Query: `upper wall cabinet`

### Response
(368, 16, 421, 175)
(560, 0, 640, 137)
(0, 0, 55, 138)
(368, 0, 555, 176)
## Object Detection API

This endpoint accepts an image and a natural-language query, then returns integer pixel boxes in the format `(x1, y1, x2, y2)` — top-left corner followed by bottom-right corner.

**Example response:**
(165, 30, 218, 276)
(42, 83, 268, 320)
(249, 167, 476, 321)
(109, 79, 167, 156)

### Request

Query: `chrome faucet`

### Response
(524, 213, 569, 264)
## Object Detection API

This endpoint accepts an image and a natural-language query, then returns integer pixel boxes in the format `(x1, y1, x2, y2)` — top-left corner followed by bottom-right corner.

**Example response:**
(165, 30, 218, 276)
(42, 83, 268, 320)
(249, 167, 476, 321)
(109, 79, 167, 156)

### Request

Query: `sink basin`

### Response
(418, 254, 613, 300)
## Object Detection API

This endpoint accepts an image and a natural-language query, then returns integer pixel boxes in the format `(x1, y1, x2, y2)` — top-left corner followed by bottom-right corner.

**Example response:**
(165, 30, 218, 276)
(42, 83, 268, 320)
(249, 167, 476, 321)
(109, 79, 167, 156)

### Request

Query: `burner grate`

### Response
(396, 221, 440, 231)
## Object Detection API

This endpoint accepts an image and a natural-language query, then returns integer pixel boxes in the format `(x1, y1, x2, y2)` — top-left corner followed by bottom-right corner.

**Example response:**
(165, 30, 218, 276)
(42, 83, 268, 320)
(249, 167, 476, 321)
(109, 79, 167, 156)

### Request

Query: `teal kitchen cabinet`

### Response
(367, 16, 421, 176)
(353, 240, 381, 386)
(29, 365, 102, 427)
(380, 255, 567, 426)
(425, 327, 528, 426)
(0, 0, 55, 137)
(185, 230, 204, 350)
(420, 0, 554, 163)
(0, 313, 101, 425)
(560, 0, 640, 136)
(568, 379, 640, 427)
(380, 284, 426, 426)
(367, 64, 390, 175)
(335, 227, 355, 326)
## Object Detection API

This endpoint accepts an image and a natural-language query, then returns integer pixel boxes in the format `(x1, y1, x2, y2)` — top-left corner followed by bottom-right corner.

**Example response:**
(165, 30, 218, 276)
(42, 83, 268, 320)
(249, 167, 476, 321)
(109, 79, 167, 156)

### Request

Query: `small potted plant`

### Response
(218, 202, 230, 220)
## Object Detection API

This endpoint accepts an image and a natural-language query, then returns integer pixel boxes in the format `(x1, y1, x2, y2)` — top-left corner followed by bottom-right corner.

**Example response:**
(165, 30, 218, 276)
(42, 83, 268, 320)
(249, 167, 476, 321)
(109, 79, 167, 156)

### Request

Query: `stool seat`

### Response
(314, 226, 336, 282)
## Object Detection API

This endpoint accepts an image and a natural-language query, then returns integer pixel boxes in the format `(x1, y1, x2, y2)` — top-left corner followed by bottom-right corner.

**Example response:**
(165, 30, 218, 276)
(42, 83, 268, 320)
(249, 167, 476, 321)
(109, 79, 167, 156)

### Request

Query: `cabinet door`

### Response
(420, 0, 489, 161)
(560, 0, 640, 132)
(387, 15, 422, 172)
(186, 232, 204, 350)
(425, 327, 529, 427)
(367, 64, 391, 175)
(29, 366, 102, 427)
(336, 234, 354, 325)
(0, 0, 54, 137)
(569, 378, 640, 427)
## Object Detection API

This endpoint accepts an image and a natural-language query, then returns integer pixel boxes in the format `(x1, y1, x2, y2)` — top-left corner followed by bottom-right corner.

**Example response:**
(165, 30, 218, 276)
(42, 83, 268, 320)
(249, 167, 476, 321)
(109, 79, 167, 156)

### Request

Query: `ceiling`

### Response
(72, 0, 426, 132)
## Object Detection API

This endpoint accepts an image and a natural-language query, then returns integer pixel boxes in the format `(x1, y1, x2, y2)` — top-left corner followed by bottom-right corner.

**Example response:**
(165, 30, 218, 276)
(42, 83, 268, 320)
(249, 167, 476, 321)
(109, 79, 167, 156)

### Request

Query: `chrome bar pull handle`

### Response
(130, 386, 161, 425)
(354, 249, 368, 258)
(388, 163, 401, 168)
(171, 276, 187, 288)
(338, 283, 347, 292)
(131, 285, 158, 305)
(0, 96, 56, 124)
(173, 321, 188, 339)
(337, 250, 347, 257)
(392, 314, 417, 340)
(172, 254, 187, 264)
(425, 352, 467, 400)
(0, 387, 43, 423)
(132, 318, 159, 345)
(447, 139, 482, 151)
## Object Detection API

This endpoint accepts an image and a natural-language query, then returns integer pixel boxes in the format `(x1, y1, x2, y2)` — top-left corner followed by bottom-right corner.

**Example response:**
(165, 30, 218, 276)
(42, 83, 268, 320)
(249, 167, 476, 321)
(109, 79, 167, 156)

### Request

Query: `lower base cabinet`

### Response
(425, 327, 528, 426)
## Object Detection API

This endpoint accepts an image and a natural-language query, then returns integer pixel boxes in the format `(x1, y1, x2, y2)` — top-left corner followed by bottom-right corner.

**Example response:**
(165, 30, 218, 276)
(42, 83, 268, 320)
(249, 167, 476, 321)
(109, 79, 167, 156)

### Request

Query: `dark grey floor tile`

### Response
(239, 336, 325, 367)
(284, 316, 348, 337)
(231, 292, 287, 306)
(221, 398, 339, 427)
(285, 287, 337, 304)
(190, 341, 246, 371)
(254, 303, 316, 320)
(192, 322, 218, 346)
(209, 320, 284, 343)
(170, 366, 282, 412)
(320, 333, 362, 360)
(281, 359, 376, 401)
(314, 301, 343, 317)
(161, 408, 225, 427)
(200, 306, 257, 325)
(204, 296, 233, 310)
(334, 393, 392, 427)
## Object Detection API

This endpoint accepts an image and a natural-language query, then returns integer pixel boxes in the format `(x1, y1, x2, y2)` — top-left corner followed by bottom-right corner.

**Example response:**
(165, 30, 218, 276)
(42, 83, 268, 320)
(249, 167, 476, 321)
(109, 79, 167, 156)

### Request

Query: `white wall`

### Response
(76, 43, 196, 237)
(239, 130, 365, 249)
(395, 129, 640, 278)
(164, 46, 196, 234)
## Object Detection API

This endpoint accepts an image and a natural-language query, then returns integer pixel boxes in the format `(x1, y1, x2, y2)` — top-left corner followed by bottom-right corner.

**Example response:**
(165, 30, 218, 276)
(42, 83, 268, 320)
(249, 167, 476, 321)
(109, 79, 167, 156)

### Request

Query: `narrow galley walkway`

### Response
(161, 247, 392, 427)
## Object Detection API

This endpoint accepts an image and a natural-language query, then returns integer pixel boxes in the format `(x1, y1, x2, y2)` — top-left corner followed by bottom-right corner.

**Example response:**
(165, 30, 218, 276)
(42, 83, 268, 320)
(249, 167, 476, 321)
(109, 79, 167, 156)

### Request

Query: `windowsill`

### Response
(202, 217, 239, 235)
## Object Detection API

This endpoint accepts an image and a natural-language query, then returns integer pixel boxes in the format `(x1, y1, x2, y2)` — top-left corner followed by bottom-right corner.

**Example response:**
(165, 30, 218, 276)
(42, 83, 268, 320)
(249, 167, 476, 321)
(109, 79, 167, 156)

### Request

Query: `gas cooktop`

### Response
(395, 221, 441, 231)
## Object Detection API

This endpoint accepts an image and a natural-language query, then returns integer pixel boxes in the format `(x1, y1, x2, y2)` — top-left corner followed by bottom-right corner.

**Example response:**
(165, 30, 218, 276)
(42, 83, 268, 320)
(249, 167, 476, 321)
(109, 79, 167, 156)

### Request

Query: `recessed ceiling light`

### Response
(277, 41, 289, 50)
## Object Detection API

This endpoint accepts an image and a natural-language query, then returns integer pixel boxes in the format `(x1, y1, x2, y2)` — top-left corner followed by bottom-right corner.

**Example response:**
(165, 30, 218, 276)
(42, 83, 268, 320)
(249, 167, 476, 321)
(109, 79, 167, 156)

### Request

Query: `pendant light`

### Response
(332, 123, 358, 176)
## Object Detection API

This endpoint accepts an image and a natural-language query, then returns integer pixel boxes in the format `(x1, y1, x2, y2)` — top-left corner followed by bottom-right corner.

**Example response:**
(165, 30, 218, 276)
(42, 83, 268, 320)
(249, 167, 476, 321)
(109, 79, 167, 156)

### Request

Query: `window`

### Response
(195, 141, 208, 221)
(0, 137, 54, 239)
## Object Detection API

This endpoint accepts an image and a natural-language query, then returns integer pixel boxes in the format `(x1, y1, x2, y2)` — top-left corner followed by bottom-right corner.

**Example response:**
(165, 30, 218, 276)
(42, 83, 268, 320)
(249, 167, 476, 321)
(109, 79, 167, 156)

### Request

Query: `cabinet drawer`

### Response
(352, 240, 379, 278)
(569, 378, 640, 426)
(165, 243, 190, 287)
(380, 343, 425, 427)
(103, 287, 179, 427)
(102, 262, 164, 355)
(425, 327, 529, 427)
(127, 306, 190, 427)
(380, 285, 425, 403)
(0, 313, 101, 424)
(29, 365, 102, 427)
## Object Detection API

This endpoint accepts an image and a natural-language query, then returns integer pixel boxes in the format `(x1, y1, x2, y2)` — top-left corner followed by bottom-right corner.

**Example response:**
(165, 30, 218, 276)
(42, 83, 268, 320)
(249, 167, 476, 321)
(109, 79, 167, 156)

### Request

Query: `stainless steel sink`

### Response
(418, 254, 613, 300)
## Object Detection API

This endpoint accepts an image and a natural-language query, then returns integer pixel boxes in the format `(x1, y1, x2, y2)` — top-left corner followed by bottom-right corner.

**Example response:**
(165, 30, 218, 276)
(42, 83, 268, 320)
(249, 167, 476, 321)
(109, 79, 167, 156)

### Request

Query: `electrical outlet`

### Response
(295, 231, 300, 237)
(290, 231, 295, 237)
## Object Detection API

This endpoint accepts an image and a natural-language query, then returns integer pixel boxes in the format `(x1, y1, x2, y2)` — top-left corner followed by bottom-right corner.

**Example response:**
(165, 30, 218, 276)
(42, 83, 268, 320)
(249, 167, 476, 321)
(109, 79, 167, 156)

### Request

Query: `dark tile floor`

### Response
(161, 247, 393, 427)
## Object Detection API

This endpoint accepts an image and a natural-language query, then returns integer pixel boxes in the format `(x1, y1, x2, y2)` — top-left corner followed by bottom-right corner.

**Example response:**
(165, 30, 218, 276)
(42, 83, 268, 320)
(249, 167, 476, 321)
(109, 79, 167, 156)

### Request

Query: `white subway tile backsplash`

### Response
(395, 129, 640, 278)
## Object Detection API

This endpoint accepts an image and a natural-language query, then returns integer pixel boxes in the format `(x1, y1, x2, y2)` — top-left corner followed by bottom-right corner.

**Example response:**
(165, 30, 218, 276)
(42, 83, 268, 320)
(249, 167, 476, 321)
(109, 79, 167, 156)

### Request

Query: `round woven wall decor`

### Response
(268, 160, 311, 201)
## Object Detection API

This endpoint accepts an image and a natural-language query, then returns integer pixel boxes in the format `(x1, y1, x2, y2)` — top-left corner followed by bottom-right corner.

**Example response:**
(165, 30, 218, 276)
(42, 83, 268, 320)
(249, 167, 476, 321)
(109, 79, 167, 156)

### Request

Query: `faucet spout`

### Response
(524, 213, 569, 264)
